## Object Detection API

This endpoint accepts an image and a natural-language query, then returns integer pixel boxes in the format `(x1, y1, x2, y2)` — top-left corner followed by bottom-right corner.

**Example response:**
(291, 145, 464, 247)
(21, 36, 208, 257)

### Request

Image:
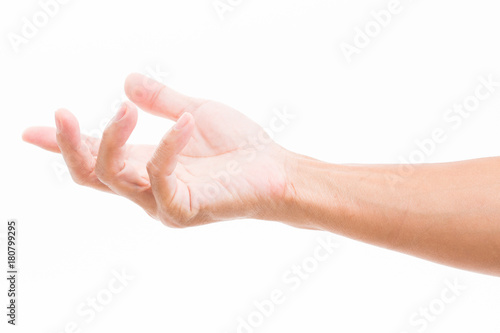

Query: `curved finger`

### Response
(95, 102, 153, 208)
(147, 113, 194, 222)
(55, 109, 111, 192)
(23, 126, 101, 154)
(124, 73, 204, 121)
(22, 126, 61, 153)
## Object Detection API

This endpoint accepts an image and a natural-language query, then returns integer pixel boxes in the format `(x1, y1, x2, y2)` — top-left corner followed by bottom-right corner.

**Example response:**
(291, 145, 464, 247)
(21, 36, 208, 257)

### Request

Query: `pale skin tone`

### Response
(23, 73, 500, 276)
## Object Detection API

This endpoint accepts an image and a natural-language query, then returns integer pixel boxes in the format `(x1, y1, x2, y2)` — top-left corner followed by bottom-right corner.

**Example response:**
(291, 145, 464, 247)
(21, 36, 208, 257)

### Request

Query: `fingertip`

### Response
(122, 100, 138, 123)
(54, 108, 76, 119)
(54, 108, 76, 131)
(21, 126, 61, 153)
(54, 108, 67, 120)
(22, 126, 51, 143)
(22, 127, 33, 143)
(122, 99, 137, 111)
(54, 108, 81, 147)
(160, 113, 194, 156)
(124, 72, 198, 121)
(110, 101, 138, 130)
(103, 101, 138, 145)
(174, 112, 194, 131)
(125, 73, 153, 103)
(124, 72, 143, 90)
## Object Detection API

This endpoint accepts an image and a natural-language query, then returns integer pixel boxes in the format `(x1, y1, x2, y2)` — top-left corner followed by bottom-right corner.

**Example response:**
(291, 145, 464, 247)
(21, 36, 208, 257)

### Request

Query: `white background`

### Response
(1, 0, 500, 332)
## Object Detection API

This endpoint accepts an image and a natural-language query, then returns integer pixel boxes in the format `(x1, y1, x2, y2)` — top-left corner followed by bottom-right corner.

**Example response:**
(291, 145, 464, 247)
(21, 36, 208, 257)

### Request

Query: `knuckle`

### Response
(158, 211, 179, 228)
(70, 170, 91, 186)
(72, 175, 86, 185)
(149, 85, 166, 110)
(157, 206, 196, 229)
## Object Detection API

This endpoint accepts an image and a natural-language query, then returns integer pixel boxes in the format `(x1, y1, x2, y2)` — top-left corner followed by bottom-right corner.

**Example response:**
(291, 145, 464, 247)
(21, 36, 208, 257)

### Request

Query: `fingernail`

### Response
(55, 115, 62, 134)
(174, 113, 190, 130)
(114, 104, 127, 122)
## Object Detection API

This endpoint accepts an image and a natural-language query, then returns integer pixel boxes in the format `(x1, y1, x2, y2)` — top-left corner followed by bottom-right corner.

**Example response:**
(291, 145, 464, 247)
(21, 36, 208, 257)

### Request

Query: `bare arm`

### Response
(23, 73, 500, 277)
(272, 154, 500, 276)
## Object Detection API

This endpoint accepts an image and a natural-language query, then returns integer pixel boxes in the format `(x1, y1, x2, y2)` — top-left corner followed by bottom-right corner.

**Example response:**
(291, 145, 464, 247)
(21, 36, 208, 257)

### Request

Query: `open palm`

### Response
(23, 74, 289, 227)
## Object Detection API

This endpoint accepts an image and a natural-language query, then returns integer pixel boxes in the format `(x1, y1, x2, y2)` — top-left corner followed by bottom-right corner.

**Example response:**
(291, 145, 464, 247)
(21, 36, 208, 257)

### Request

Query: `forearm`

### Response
(274, 153, 500, 276)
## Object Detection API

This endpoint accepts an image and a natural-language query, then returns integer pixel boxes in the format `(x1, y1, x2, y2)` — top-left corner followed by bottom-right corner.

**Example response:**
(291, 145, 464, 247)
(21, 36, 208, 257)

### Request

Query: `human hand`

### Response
(22, 74, 291, 227)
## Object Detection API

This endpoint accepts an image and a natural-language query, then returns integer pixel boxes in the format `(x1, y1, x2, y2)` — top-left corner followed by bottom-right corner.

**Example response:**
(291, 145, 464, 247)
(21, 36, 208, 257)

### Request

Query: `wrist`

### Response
(266, 150, 348, 230)
(279, 154, 412, 245)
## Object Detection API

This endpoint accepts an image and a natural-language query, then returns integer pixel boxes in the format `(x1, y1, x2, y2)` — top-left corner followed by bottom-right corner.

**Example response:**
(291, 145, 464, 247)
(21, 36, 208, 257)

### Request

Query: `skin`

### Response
(23, 73, 500, 276)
